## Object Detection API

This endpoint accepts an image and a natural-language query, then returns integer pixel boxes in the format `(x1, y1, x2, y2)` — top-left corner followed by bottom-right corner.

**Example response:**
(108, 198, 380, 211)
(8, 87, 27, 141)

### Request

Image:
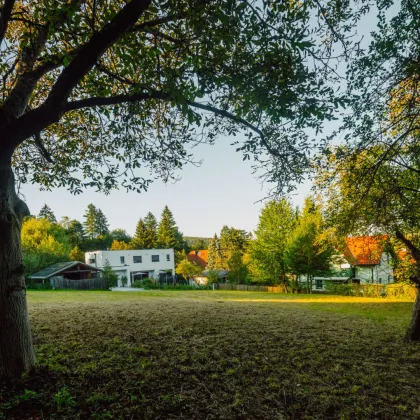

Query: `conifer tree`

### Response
(83, 204, 97, 239)
(207, 234, 225, 270)
(157, 206, 178, 249)
(131, 219, 148, 249)
(38, 204, 57, 224)
(144, 212, 158, 248)
(95, 209, 110, 237)
(67, 220, 85, 246)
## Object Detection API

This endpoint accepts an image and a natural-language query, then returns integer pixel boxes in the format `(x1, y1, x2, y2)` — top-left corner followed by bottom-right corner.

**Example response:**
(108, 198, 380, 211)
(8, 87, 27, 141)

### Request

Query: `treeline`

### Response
(23, 204, 196, 276)
(200, 198, 339, 289)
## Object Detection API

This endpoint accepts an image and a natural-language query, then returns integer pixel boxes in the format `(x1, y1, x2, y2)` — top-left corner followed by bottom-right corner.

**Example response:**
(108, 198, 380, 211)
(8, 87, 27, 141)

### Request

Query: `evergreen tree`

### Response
(38, 204, 57, 223)
(207, 234, 225, 270)
(95, 209, 109, 237)
(67, 220, 85, 246)
(157, 206, 178, 249)
(144, 212, 158, 248)
(83, 204, 97, 239)
(131, 218, 148, 249)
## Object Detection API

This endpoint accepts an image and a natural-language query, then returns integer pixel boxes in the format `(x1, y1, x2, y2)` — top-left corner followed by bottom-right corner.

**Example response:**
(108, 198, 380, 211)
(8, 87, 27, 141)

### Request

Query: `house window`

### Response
(152, 255, 159, 262)
(133, 256, 142, 263)
(378, 278, 382, 284)
(89, 258, 95, 264)
(120, 256, 125, 264)
(166, 254, 170, 262)
(315, 279, 323, 289)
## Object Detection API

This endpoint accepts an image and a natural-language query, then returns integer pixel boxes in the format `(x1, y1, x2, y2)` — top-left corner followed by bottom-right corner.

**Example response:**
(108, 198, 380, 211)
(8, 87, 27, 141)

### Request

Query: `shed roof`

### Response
(29, 261, 101, 280)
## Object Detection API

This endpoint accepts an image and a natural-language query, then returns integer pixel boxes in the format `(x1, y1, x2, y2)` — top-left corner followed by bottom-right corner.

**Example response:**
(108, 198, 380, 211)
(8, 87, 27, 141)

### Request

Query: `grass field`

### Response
(1, 291, 420, 419)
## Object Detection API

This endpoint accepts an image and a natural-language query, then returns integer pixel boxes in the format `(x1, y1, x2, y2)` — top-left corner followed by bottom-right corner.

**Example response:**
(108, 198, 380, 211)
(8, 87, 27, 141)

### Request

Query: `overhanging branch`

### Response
(45, 0, 152, 108)
(65, 90, 171, 111)
(187, 101, 283, 158)
(0, 0, 16, 45)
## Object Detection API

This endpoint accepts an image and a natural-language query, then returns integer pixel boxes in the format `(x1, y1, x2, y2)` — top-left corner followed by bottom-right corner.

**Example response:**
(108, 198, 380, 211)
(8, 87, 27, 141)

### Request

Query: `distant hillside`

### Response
(184, 237, 211, 250)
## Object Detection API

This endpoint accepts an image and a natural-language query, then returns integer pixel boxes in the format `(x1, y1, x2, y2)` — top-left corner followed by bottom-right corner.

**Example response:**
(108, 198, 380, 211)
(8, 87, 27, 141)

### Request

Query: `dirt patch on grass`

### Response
(1, 291, 420, 419)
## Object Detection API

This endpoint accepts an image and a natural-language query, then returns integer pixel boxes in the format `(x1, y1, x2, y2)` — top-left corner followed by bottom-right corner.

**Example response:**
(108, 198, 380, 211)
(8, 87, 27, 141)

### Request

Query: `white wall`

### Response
(85, 249, 175, 286)
(355, 252, 394, 284)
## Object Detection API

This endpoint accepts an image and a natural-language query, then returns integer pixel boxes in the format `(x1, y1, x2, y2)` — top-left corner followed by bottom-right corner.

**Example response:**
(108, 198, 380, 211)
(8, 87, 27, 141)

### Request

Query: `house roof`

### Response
(201, 269, 229, 278)
(29, 261, 101, 280)
(187, 250, 208, 269)
(344, 236, 387, 266)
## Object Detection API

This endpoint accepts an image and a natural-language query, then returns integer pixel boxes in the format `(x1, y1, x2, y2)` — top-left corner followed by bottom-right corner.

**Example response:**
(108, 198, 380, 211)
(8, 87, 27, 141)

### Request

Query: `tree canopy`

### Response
(0, 0, 348, 197)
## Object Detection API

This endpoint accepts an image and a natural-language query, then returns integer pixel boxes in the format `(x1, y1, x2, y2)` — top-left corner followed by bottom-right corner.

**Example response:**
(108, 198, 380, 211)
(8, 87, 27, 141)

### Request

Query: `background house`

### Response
(85, 249, 175, 287)
(344, 236, 394, 284)
(194, 269, 229, 285)
(310, 236, 394, 291)
(186, 250, 208, 269)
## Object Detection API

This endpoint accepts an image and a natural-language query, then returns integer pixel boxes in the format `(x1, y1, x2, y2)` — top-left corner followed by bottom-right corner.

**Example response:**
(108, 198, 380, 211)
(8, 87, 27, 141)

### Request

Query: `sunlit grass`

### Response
(0, 290, 419, 419)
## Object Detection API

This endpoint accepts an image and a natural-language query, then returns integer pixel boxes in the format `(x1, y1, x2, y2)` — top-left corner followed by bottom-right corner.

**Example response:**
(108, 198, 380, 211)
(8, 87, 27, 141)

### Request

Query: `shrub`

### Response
(26, 281, 52, 290)
(324, 283, 385, 297)
(132, 278, 159, 289)
(102, 260, 118, 288)
(386, 282, 418, 299)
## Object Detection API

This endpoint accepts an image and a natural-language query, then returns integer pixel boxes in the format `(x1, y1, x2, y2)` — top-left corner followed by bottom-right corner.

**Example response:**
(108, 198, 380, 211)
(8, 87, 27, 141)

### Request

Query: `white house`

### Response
(311, 236, 394, 291)
(85, 249, 175, 287)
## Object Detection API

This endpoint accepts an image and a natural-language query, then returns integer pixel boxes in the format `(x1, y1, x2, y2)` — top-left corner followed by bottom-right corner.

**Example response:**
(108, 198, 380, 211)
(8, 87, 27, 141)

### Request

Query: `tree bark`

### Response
(0, 160, 35, 377)
(406, 284, 420, 341)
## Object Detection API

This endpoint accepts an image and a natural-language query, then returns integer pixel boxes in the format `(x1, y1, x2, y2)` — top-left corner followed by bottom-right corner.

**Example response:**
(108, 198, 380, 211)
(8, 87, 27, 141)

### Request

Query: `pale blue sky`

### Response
(20, 137, 312, 237)
(19, 4, 387, 238)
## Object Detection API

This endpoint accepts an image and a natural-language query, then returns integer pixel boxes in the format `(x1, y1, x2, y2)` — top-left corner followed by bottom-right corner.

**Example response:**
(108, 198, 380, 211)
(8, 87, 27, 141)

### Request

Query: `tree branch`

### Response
(45, 0, 152, 109)
(129, 13, 186, 32)
(0, 0, 16, 45)
(66, 94, 286, 160)
(1, 0, 83, 120)
(1, 0, 152, 152)
(186, 101, 284, 158)
(396, 230, 420, 268)
(65, 89, 170, 111)
(34, 132, 54, 164)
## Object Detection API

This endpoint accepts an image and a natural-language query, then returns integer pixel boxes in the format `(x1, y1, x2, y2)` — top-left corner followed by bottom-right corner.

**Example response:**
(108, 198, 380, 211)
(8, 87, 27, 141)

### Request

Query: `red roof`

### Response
(186, 250, 208, 269)
(344, 236, 387, 266)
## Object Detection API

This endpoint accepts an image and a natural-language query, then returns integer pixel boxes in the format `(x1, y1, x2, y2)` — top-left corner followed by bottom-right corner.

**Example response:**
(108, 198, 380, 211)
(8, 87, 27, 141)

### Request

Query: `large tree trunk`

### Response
(406, 284, 420, 341)
(0, 160, 35, 377)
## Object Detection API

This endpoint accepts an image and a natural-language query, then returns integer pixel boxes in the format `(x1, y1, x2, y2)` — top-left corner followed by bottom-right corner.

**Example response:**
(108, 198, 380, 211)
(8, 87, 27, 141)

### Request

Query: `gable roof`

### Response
(344, 236, 387, 266)
(29, 261, 101, 280)
(187, 250, 208, 269)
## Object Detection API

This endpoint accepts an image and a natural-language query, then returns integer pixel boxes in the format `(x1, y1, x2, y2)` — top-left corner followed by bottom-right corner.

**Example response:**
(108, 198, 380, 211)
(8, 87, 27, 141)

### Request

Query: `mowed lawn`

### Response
(1, 291, 420, 419)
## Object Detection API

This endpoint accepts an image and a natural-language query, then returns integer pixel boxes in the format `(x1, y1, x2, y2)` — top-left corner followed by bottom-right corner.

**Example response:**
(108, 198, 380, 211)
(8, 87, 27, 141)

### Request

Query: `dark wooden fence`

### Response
(50, 277, 108, 290)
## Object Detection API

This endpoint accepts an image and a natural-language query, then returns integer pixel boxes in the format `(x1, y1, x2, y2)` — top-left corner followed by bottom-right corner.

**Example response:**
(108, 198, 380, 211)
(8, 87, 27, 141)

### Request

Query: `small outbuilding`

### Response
(29, 261, 105, 289)
(194, 269, 230, 285)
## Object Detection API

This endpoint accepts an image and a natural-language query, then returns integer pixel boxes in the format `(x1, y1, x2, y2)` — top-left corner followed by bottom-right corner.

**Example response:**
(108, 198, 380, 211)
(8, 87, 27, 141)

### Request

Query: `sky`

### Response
(20, 138, 312, 237)
(18, 4, 387, 238)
